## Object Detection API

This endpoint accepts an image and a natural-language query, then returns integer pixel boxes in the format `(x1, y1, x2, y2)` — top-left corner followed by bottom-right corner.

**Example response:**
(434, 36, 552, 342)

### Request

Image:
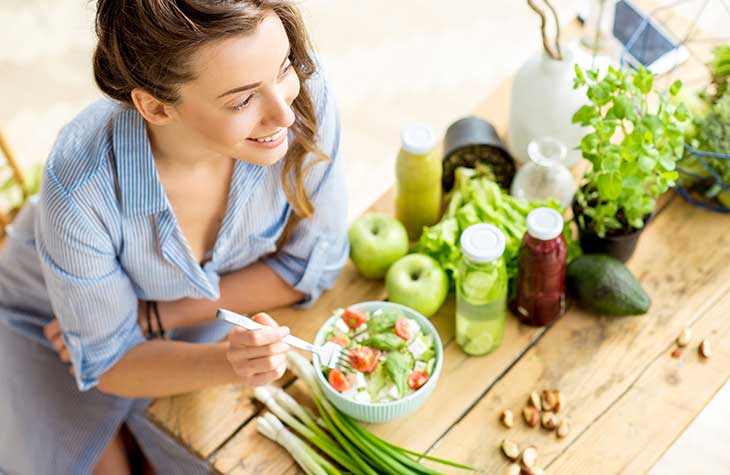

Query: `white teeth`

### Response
(251, 129, 284, 143)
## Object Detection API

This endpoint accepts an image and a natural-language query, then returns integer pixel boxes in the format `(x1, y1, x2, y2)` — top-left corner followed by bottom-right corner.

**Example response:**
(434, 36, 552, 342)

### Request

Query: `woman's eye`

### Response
(232, 94, 254, 112)
(279, 63, 293, 78)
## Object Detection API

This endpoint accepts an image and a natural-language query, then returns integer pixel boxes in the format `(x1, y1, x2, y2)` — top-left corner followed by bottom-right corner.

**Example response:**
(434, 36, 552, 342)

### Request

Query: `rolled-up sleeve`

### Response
(264, 68, 349, 307)
(35, 167, 144, 391)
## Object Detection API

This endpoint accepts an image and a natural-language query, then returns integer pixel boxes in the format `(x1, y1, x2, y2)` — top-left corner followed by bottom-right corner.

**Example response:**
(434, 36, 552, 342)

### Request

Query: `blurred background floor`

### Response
(1, 1, 728, 473)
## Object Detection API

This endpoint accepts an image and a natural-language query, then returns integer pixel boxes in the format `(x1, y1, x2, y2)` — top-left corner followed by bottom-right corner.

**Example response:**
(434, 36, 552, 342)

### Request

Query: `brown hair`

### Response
(93, 0, 328, 246)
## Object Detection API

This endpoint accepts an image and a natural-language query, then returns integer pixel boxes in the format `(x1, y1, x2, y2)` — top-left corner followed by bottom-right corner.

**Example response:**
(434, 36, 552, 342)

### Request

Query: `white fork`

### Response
(216, 308, 352, 371)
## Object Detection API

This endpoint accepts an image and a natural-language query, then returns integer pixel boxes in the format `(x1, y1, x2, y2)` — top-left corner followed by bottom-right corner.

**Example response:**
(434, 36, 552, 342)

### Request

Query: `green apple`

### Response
(348, 212, 409, 279)
(385, 254, 448, 318)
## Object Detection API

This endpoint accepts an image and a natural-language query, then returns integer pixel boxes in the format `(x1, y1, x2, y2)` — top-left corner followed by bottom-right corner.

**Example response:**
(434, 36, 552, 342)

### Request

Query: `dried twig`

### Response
(543, 0, 563, 60)
(527, 0, 559, 60)
(0, 128, 26, 201)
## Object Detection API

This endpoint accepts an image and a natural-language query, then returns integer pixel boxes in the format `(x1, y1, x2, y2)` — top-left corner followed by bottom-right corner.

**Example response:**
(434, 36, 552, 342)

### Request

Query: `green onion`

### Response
(284, 351, 477, 474)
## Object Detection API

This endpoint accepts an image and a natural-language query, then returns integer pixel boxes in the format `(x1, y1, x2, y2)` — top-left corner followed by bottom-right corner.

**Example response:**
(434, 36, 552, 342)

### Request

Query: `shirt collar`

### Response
(111, 107, 168, 216)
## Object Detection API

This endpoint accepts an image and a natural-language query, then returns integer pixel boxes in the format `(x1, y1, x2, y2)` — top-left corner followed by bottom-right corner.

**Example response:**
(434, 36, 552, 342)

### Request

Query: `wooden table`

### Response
(147, 10, 730, 475)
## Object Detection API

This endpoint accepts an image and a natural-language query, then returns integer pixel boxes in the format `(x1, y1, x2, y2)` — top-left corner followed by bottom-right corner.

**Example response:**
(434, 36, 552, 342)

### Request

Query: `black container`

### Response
(571, 199, 649, 262)
(442, 116, 516, 191)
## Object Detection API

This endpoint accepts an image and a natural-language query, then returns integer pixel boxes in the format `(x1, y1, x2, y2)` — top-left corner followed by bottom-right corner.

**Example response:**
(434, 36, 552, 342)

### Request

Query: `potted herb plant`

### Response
(570, 65, 687, 261)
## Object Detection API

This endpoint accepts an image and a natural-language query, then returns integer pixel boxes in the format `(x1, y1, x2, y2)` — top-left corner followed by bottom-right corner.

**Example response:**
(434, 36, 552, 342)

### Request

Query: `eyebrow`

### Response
(216, 46, 292, 99)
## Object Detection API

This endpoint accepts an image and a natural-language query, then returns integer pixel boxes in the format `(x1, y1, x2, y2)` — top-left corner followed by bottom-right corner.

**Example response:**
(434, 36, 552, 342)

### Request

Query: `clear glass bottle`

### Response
(510, 137, 576, 209)
(514, 207, 567, 327)
(395, 124, 442, 241)
(456, 224, 508, 356)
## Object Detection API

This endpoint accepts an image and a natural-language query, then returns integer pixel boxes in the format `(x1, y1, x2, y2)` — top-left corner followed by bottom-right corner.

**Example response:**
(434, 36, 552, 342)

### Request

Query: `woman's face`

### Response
(171, 12, 300, 166)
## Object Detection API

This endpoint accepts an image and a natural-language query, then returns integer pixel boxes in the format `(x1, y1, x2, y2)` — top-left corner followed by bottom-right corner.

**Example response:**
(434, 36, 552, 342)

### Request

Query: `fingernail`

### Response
(280, 326, 290, 335)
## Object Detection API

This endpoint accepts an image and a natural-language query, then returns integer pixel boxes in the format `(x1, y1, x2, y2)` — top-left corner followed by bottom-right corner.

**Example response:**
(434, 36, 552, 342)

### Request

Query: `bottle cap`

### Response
(526, 207, 564, 241)
(460, 223, 506, 263)
(401, 124, 437, 155)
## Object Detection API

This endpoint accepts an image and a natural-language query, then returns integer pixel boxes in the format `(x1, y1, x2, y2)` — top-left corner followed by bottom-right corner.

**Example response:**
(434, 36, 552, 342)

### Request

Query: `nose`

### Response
(261, 85, 296, 129)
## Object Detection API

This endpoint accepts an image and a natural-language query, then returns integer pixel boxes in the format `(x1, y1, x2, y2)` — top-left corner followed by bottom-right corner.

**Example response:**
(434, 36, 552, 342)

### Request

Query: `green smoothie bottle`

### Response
(395, 124, 442, 241)
(456, 223, 508, 356)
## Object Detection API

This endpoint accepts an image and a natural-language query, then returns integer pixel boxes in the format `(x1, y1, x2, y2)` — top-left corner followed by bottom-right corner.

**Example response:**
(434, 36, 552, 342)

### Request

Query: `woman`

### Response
(0, 1, 348, 473)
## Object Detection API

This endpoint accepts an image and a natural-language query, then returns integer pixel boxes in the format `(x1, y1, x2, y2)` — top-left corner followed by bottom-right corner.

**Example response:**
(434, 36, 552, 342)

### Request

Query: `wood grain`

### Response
(420, 197, 730, 474)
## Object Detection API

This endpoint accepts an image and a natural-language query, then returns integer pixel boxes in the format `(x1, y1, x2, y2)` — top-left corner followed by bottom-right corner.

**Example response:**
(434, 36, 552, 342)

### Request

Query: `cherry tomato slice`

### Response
(408, 370, 429, 390)
(395, 318, 414, 341)
(342, 307, 368, 329)
(328, 336, 350, 347)
(348, 347, 381, 373)
(328, 368, 351, 392)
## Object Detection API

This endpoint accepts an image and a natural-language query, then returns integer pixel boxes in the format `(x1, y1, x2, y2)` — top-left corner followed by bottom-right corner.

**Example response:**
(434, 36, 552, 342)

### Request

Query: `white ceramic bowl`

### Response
(313, 301, 443, 423)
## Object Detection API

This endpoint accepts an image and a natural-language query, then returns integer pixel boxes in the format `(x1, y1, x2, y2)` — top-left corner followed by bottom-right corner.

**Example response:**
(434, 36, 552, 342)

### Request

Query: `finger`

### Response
(246, 353, 288, 374)
(43, 319, 61, 341)
(228, 342, 291, 361)
(60, 348, 70, 363)
(229, 326, 290, 347)
(51, 334, 66, 353)
(252, 313, 279, 327)
(247, 367, 286, 387)
(69, 365, 76, 377)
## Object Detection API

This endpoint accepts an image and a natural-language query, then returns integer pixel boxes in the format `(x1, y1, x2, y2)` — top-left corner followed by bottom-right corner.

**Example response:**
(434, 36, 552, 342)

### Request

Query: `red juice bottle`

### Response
(514, 207, 567, 326)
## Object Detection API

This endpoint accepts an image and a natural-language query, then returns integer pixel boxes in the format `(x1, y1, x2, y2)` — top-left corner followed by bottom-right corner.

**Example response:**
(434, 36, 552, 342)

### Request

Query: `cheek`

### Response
(187, 107, 258, 146)
(285, 72, 301, 105)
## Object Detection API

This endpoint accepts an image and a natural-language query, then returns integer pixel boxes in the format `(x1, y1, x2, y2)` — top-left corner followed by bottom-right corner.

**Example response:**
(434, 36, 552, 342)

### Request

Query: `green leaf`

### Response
(361, 333, 406, 351)
(597, 172, 622, 200)
(366, 363, 389, 400)
(572, 104, 599, 126)
(385, 352, 410, 398)
(669, 80, 682, 96)
(367, 309, 401, 333)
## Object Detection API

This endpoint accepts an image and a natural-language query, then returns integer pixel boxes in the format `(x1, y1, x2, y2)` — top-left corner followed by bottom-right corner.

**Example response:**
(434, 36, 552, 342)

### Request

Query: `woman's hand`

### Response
(226, 313, 291, 387)
(43, 319, 71, 364)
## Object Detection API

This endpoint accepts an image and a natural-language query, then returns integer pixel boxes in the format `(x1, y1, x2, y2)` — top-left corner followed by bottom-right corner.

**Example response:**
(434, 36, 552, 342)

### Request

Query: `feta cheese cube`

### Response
(355, 323, 367, 334)
(406, 319, 421, 341)
(408, 337, 428, 360)
(354, 391, 372, 404)
(333, 318, 350, 336)
(414, 361, 428, 373)
(354, 331, 369, 343)
(379, 384, 397, 400)
(387, 384, 401, 400)
(354, 372, 367, 390)
(341, 388, 355, 399)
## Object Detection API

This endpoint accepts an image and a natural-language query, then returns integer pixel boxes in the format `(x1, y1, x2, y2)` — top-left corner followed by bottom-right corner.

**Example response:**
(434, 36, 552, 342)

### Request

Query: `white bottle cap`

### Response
(400, 124, 437, 155)
(460, 223, 506, 263)
(526, 207, 564, 241)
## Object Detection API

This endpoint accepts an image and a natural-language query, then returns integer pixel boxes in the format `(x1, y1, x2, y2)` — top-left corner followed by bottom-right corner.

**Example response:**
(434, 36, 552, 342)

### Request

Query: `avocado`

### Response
(566, 254, 651, 316)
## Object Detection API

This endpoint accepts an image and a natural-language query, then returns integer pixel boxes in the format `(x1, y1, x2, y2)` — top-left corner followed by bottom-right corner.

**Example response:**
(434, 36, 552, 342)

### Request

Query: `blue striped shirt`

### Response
(0, 68, 349, 392)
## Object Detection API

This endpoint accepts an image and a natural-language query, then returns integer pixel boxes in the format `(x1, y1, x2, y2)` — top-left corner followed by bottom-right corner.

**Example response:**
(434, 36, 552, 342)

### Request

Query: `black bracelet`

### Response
(145, 301, 165, 339)
(151, 301, 164, 338)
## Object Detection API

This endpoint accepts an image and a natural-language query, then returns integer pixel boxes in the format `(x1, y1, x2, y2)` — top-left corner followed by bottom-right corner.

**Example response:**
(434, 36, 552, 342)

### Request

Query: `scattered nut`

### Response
(506, 463, 521, 475)
(521, 446, 538, 468)
(557, 418, 570, 438)
(523, 406, 540, 428)
(501, 409, 514, 429)
(555, 390, 565, 413)
(671, 347, 683, 358)
(529, 391, 542, 411)
(699, 339, 712, 358)
(522, 467, 545, 475)
(541, 411, 558, 430)
(501, 439, 520, 461)
(676, 327, 692, 347)
(541, 389, 558, 412)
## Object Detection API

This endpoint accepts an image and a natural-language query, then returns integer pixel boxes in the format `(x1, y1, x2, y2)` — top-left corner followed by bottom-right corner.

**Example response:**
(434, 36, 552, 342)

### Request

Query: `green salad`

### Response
(322, 306, 437, 403)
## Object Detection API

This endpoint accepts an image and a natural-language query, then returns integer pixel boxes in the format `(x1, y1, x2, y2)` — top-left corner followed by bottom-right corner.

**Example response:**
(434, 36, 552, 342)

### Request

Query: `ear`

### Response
(130, 88, 176, 125)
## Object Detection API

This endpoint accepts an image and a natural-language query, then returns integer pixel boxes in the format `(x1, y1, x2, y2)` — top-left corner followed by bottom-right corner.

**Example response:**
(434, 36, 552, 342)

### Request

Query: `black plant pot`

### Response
(571, 200, 650, 262)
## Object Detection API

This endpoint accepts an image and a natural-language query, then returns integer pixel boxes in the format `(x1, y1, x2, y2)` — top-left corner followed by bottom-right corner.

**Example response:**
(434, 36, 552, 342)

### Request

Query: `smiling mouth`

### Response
(248, 129, 286, 143)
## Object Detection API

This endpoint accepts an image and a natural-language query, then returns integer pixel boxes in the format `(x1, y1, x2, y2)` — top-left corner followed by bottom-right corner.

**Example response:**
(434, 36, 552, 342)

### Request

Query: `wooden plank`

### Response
(548, 289, 730, 474)
(420, 196, 730, 474)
